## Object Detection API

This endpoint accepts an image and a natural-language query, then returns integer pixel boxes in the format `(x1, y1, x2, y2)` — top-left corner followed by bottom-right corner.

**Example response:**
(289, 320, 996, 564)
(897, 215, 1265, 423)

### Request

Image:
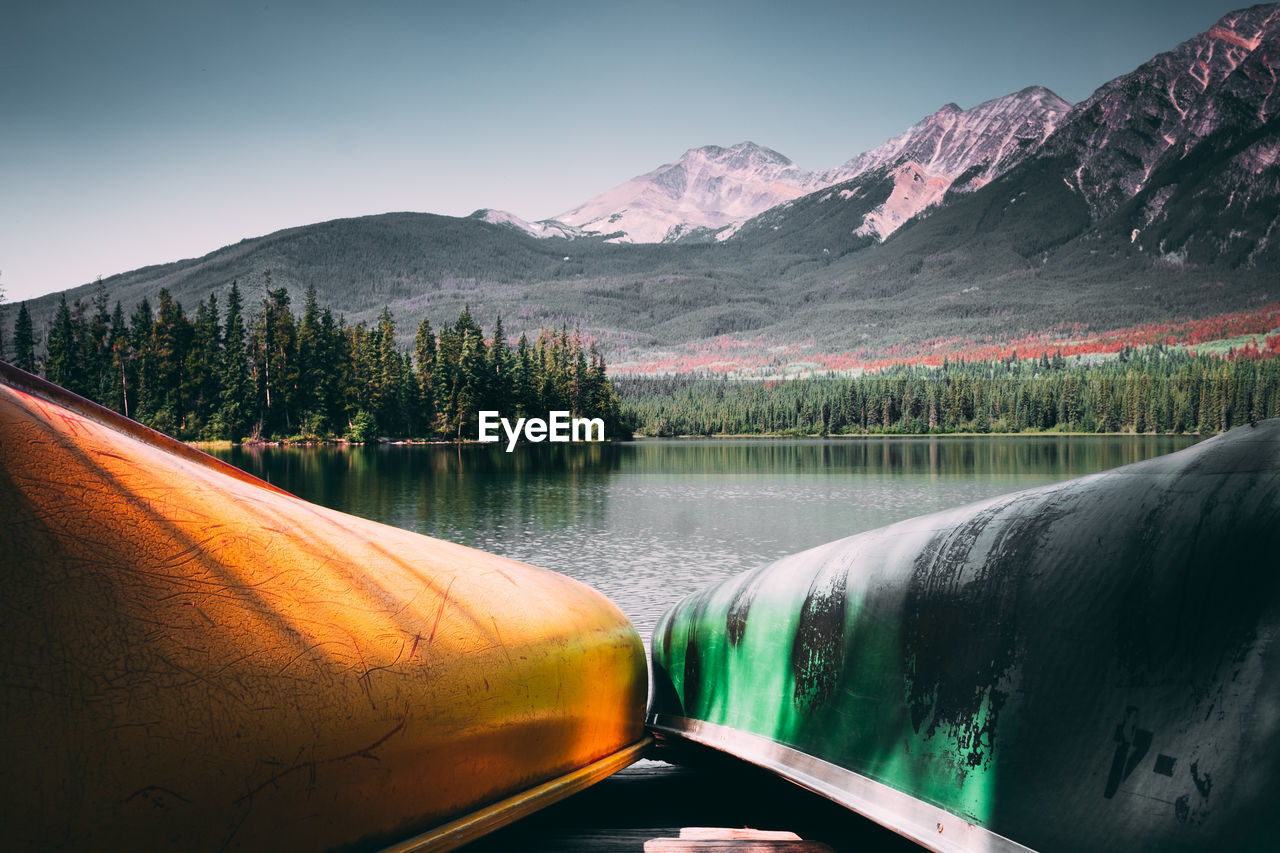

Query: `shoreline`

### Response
(186, 430, 1206, 450)
(628, 430, 1205, 439)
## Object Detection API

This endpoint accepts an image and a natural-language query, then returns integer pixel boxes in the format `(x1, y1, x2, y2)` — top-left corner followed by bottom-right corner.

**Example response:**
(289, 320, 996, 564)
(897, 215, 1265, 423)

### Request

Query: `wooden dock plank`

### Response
(679, 828, 803, 840)
(645, 839, 835, 852)
(646, 827, 833, 852)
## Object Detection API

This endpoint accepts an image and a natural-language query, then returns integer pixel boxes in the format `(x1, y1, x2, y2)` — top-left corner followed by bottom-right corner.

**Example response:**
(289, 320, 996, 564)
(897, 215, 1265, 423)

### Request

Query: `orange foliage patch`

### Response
(611, 303, 1280, 375)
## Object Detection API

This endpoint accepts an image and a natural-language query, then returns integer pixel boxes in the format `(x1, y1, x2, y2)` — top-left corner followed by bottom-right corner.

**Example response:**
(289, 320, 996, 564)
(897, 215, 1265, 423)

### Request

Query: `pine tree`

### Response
(252, 283, 298, 436)
(107, 301, 130, 416)
(396, 352, 419, 438)
(345, 321, 375, 429)
(1252, 369, 1267, 426)
(432, 325, 461, 436)
(487, 315, 512, 416)
(570, 329, 588, 414)
(454, 330, 486, 440)
(374, 307, 404, 435)
(455, 304, 482, 341)
(187, 294, 221, 436)
(85, 280, 111, 402)
(587, 342, 624, 437)
(296, 284, 323, 428)
(514, 333, 537, 417)
(318, 308, 346, 432)
(218, 281, 253, 442)
(414, 317, 437, 436)
(46, 295, 78, 391)
(149, 289, 193, 435)
(13, 302, 35, 373)
(129, 298, 156, 422)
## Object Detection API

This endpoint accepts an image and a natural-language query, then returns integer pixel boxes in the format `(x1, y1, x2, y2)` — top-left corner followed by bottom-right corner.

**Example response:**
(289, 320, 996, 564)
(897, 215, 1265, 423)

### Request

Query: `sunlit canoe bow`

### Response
(649, 420, 1280, 852)
(0, 361, 648, 852)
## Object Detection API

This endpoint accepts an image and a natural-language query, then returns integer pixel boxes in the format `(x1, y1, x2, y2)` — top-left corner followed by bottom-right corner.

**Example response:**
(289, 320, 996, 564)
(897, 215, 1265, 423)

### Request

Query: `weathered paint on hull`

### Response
(649, 421, 1280, 852)
(0, 362, 648, 852)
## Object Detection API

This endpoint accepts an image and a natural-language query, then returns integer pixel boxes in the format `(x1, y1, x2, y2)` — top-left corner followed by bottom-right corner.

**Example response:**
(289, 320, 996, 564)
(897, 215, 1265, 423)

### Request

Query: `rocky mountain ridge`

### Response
(1055, 3, 1279, 219)
(482, 86, 1072, 245)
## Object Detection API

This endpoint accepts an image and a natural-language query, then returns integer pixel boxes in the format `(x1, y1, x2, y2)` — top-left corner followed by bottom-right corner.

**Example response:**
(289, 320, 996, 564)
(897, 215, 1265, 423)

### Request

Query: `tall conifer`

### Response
(46, 295, 77, 391)
(107, 301, 129, 416)
(296, 284, 323, 425)
(13, 302, 35, 373)
(414, 317, 436, 436)
(219, 281, 253, 441)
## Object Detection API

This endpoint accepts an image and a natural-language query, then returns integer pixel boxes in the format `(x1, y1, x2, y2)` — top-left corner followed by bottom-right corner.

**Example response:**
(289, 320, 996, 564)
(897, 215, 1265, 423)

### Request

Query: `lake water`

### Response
(211, 436, 1196, 644)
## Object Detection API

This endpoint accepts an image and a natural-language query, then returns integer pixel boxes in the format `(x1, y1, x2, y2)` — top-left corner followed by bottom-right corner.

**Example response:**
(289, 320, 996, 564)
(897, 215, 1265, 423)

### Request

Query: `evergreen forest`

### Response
(1, 280, 625, 443)
(615, 348, 1280, 437)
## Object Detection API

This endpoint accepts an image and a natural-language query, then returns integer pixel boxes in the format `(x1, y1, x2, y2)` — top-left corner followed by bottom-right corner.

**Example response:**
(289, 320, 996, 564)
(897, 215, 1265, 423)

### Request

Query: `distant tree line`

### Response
(617, 348, 1280, 437)
(2, 279, 625, 443)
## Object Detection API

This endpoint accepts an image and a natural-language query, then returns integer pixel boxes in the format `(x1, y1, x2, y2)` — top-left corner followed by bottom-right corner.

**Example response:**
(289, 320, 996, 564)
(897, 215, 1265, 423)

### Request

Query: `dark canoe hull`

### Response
(649, 421, 1280, 852)
(0, 362, 648, 852)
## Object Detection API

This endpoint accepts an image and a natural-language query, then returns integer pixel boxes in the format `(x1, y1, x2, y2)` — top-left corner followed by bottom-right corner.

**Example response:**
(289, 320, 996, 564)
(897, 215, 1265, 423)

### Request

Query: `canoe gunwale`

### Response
(378, 736, 653, 853)
(0, 359, 292, 496)
(647, 715, 1033, 853)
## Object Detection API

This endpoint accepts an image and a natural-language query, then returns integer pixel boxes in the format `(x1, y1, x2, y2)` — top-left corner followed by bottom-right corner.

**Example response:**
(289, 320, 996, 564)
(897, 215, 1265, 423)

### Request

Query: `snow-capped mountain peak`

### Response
(554, 141, 829, 242)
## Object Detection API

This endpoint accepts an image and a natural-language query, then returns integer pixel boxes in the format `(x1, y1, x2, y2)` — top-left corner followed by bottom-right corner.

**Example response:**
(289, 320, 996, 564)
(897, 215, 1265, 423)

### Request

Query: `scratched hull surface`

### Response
(649, 421, 1280, 852)
(0, 363, 647, 852)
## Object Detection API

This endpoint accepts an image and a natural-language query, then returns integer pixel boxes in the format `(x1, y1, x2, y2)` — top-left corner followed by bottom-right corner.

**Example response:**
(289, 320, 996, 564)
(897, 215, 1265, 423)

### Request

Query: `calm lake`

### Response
(211, 436, 1196, 643)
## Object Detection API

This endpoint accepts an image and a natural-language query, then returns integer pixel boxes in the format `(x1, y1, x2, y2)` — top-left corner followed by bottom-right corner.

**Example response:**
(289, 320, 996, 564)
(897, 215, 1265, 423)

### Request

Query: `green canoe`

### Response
(649, 420, 1280, 852)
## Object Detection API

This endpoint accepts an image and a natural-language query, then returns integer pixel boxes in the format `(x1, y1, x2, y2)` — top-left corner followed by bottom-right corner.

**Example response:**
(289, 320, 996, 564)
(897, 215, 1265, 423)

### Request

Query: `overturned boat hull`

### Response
(650, 421, 1280, 852)
(0, 362, 647, 851)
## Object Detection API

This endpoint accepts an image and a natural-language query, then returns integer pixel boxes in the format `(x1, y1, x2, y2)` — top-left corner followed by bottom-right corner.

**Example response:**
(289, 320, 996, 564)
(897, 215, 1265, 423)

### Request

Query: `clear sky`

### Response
(0, 0, 1258, 301)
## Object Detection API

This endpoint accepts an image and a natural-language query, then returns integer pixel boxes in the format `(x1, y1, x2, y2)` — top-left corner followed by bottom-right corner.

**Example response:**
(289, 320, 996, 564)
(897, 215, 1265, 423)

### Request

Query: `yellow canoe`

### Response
(0, 361, 648, 851)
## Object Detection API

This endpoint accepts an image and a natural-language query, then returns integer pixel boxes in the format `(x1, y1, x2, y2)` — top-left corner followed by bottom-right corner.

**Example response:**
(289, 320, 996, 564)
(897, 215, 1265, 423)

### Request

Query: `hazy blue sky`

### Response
(0, 0, 1256, 301)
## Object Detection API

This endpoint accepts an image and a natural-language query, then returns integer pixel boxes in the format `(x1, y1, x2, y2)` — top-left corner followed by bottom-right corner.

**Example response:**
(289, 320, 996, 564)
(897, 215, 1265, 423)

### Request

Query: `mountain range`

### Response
(495, 84, 1070, 245)
(19, 4, 1280, 373)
